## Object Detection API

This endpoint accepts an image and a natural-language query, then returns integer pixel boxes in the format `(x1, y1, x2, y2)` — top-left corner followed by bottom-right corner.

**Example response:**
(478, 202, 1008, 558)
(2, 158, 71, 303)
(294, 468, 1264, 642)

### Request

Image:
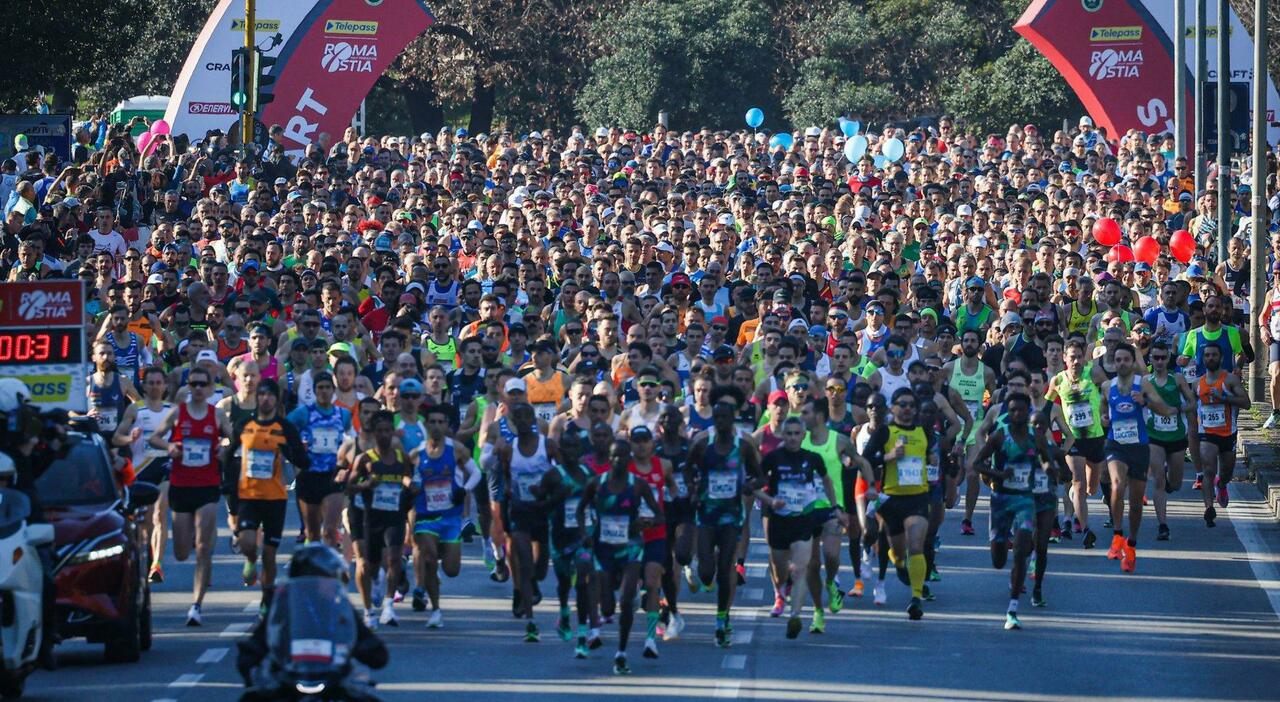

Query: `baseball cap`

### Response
(808, 324, 828, 338)
(768, 390, 789, 405)
(1134, 262, 1152, 273)
(505, 377, 527, 394)
(145, 273, 164, 285)
(328, 342, 354, 357)
(399, 378, 424, 394)
(965, 276, 985, 289)
(712, 346, 735, 361)
(999, 312, 1023, 331)
(956, 204, 973, 216)
(788, 318, 809, 332)
(1079, 116, 1094, 127)
(629, 426, 654, 441)
(195, 350, 219, 364)
(398, 293, 418, 306)
(669, 272, 691, 286)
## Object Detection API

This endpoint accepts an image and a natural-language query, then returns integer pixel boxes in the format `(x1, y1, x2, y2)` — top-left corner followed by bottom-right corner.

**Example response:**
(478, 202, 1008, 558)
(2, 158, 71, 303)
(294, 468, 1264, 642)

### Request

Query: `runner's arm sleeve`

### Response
(279, 419, 312, 472)
(460, 457, 481, 491)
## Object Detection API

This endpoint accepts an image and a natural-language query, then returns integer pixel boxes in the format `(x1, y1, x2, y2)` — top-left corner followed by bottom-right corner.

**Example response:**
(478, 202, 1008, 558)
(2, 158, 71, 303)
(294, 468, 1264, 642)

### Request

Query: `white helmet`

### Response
(0, 379, 30, 414)
(0, 452, 14, 480)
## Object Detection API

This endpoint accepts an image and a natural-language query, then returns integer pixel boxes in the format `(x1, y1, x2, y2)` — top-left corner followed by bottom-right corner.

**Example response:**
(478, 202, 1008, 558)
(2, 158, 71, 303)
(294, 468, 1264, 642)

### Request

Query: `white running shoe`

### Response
(364, 609, 379, 631)
(427, 609, 444, 629)
(643, 637, 659, 659)
(186, 604, 202, 627)
(379, 601, 398, 627)
(371, 570, 386, 608)
(873, 581, 887, 606)
(663, 612, 684, 641)
(1265, 412, 1280, 430)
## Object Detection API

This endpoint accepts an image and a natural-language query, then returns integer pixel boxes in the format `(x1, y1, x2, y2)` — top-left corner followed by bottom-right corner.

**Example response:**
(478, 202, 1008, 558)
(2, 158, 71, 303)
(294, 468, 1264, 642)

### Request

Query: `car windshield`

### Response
(36, 436, 118, 507)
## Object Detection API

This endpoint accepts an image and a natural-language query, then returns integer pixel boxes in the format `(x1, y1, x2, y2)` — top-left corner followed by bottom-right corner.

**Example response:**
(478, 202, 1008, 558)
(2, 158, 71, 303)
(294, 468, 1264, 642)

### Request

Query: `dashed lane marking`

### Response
(168, 674, 203, 688)
(714, 681, 742, 698)
(220, 622, 253, 637)
(196, 647, 229, 664)
(722, 654, 747, 669)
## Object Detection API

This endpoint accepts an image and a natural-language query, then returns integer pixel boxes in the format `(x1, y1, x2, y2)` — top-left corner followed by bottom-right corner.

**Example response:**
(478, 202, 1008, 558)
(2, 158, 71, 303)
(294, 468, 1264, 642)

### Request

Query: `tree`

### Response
(576, 0, 779, 130)
(941, 39, 1083, 134)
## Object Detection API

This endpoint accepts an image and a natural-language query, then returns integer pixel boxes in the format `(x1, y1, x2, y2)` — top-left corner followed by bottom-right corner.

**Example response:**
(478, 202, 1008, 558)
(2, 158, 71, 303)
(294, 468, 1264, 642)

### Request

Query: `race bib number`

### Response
(312, 427, 341, 455)
(708, 471, 738, 500)
(671, 473, 688, 499)
(777, 481, 810, 512)
(182, 438, 211, 466)
(1033, 471, 1050, 494)
(896, 456, 924, 486)
(563, 497, 581, 529)
(1112, 419, 1140, 444)
(514, 472, 541, 502)
(1199, 404, 1226, 429)
(927, 462, 941, 483)
(1067, 401, 1093, 429)
(1151, 412, 1179, 432)
(372, 483, 402, 511)
(1007, 462, 1031, 490)
(247, 450, 275, 480)
(639, 500, 655, 519)
(423, 481, 452, 512)
(95, 411, 118, 432)
(600, 514, 630, 544)
(533, 403, 557, 423)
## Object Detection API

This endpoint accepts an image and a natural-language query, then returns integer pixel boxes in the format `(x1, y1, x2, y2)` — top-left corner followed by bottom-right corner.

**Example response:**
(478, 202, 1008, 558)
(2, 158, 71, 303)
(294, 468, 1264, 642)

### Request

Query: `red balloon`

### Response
(1169, 229, 1195, 264)
(1133, 235, 1161, 264)
(1111, 244, 1135, 263)
(1092, 217, 1122, 247)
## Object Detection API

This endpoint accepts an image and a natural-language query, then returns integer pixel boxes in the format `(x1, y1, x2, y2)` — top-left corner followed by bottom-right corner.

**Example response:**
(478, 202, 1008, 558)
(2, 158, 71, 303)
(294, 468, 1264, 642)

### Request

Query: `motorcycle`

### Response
(240, 575, 381, 702)
(0, 488, 54, 699)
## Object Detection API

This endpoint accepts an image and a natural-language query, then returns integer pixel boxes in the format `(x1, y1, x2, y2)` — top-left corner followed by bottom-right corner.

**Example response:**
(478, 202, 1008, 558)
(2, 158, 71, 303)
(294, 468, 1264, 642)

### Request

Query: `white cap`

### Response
(655, 241, 675, 254)
(956, 204, 974, 216)
(999, 312, 1023, 330)
(787, 318, 809, 332)
(146, 273, 164, 285)
(195, 350, 219, 364)
(1079, 116, 1094, 127)
(804, 126, 821, 137)
(504, 377, 527, 393)
(595, 127, 609, 138)
(717, 213, 735, 227)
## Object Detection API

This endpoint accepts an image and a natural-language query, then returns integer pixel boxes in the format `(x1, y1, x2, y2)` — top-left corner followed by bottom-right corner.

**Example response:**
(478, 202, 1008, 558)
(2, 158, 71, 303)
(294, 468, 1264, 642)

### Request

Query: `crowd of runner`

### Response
(3, 113, 1279, 674)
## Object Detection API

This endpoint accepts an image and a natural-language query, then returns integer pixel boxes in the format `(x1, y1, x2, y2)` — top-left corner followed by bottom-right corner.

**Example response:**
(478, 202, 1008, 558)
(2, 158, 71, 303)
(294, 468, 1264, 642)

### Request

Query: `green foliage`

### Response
(577, 0, 779, 130)
(941, 40, 1084, 133)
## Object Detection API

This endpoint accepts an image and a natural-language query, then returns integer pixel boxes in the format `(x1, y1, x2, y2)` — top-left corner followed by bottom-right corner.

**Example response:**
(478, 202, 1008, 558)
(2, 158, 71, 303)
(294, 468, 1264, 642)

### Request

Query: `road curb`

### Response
(1239, 404, 1280, 522)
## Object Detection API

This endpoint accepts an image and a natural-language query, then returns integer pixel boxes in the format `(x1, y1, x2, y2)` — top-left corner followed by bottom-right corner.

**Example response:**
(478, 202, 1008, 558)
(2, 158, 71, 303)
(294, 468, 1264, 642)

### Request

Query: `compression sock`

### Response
(908, 554, 926, 598)
(1008, 598, 1019, 613)
(715, 610, 728, 631)
(646, 610, 659, 639)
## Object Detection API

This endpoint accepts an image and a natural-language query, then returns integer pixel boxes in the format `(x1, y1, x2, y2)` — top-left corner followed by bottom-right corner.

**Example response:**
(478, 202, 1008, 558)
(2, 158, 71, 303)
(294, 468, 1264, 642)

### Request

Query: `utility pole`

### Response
(1215, 0, 1230, 265)
(1194, 0, 1208, 194)
(1248, 0, 1269, 401)
(241, 0, 255, 151)
(1174, 0, 1187, 160)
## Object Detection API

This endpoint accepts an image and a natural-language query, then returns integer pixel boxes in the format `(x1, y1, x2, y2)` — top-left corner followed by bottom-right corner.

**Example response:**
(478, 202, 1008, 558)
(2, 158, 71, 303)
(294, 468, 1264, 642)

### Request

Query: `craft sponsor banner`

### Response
(164, 0, 319, 141)
(258, 0, 434, 158)
(1015, 0, 1279, 149)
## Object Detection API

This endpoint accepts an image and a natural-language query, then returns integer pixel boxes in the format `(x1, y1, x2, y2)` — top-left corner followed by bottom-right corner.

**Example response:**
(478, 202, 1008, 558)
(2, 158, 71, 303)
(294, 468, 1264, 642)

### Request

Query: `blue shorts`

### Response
(989, 492, 1035, 542)
(1033, 490, 1056, 514)
(928, 482, 945, 504)
(1104, 441, 1150, 480)
(414, 513, 462, 543)
(594, 542, 641, 574)
(642, 538, 667, 565)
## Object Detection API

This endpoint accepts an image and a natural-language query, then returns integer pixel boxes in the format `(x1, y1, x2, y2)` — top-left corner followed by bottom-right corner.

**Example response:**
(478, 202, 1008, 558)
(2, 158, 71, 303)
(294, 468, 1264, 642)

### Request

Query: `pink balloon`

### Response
(136, 132, 153, 156)
(1133, 235, 1160, 264)
(1092, 217, 1121, 247)
(1169, 229, 1196, 264)
(150, 119, 171, 136)
(1111, 244, 1135, 264)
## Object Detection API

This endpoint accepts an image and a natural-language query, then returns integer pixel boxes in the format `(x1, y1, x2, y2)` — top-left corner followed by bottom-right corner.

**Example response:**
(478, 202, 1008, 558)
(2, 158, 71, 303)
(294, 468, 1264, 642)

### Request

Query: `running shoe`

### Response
(1107, 534, 1124, 560)
(1264, 411, 1280, 430)
(1082, 528, 1097, 549)
(809, 609, 825, 634)
(643, 637, 659, 659)
(1193, 473, 1204, 491)
(364, 609, 378, 631)
(1216, 478, 1229, 508)
(379, 601, 398, 627)
(1204, 506, 1217, 528)
(735, 562, 747, 586)
(848, 579, 864, 598)
(873, 581, 887, 606)
(1004, 611, 1021, 630)
(186, 604, 201, 627)
(412, 588, 427, 612)
(490, 558, 510, 583)
(1102, 516, 1113, 530)
(427, 609, 443, 629)
(1073, 517, 1082, 534)
(664, 612, 684, 641)
(242, 561, 258, 588)
(907, 597, 924, 620)
(785, 615, 802, 639)
(827, 580, 845, 613)
(1121, 544, 1136, 573)
(532, 581, 543, 607)
(1049, 524, 1062, 543)
(684, 565, 701, 593)
(613, 653, 631, 675)
(715, 627, 730, 648)
(557, 615, 572, 641)
(1157, 524, 1170, 541)
(588, 630, 603, 650)
(574, 643, 589, 659)
(960, 519, 975, 536)
(230, 534, 240, 554)
(1061, 522, 1073, 540)
(149, 566, 164, 584)
(460, 520, 477, 543)
(512, 590, 522, 618)
(1031, 590, 1046, 608)
(927, 567, 942, 582)
(921, 584, 935, 602)
(524, 621, 540, 643)
(770, 595, 785, 617)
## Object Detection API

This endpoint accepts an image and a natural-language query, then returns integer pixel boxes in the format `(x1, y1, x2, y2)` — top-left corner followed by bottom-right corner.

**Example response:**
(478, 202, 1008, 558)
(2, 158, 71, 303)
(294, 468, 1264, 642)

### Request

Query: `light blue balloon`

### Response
(873, 154, 889, 169)
(882, 137, 905, 162)
(840, 119, 860, 137)
(769, 132, 794, 151)
(745, 108, 764, 129)
(844, 135, 868, 163)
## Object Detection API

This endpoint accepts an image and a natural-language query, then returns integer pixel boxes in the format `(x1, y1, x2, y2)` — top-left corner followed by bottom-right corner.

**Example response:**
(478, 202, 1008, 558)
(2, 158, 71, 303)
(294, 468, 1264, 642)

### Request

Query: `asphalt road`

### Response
(23, 481, 1280, 702)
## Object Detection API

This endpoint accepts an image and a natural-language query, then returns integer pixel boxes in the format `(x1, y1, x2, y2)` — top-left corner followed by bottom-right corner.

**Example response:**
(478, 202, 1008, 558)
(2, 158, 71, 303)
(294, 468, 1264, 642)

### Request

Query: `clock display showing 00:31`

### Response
(0, 330, 82, 366)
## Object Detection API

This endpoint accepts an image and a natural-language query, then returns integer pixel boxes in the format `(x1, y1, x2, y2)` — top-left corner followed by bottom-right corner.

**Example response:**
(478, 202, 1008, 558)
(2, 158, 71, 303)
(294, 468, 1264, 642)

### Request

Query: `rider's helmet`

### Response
(287, 544, 345, 579)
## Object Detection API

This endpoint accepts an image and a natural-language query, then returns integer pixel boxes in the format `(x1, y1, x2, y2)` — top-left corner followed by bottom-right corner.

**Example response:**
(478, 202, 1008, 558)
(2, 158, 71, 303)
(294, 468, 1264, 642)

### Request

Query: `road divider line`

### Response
(168, 674, 203, 688)
(243, 599, 261, 613)
(714, 681, 741, 698)
(1228, 484, 1280, 620)
(721, 654, 746, 669)
(730, 630, 752, 644)
(196, 647, 229, 664)
(742, 587, 763, 600)
(220, 622, 252, 637)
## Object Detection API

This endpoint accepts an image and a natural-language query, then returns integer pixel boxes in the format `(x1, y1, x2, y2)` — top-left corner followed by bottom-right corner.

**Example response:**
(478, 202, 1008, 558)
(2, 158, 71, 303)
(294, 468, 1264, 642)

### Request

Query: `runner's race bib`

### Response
(247, 450, 275, 479)
(182, 438, 211, 466)
(423, 480, 452, 512)
(312, 427, 341, 455)
(897, 456, 924, 486)
(600, 515, 630, 544)
(1112, 419, 1140, 444)
(1199, 404, 1226, 429)
(372, 483, 402, 511)
(1068, 401, 1093, 429)
(1033, 471, 1050, 494)
(708, 471, 738, 499)
(1006, 462, 1031, 491)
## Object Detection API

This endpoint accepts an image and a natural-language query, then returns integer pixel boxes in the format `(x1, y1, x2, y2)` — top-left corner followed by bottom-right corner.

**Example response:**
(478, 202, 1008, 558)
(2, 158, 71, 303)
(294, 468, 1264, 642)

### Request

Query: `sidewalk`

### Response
(1238, 401, 1280, 520)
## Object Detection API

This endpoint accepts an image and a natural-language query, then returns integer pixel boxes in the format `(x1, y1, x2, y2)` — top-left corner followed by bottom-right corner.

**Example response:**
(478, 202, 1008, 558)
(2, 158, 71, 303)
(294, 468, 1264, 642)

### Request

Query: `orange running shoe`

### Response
(1121, 544, 1136, 573)
(1107, 534, 1124, 560)
(848, 579, 864, 598)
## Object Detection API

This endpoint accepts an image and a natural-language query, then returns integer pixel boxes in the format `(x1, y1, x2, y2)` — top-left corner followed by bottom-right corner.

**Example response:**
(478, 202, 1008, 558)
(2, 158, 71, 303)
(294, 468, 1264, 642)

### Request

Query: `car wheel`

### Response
(139, 585, 152, 652)
(0, 670, 24, 699)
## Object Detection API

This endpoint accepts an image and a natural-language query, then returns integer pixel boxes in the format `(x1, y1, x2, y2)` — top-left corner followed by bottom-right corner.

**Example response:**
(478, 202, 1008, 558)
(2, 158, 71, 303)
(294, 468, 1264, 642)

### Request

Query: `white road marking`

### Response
(1228, 484, 1280, 620)
(722, 654, 747, 669)
(714, 681, 742, 698)
(196, 647, 229, 664)
(168, 674, 203, 688)
(220, 622, 253, 637)
(730, 630, 753, 644)
(243, 599, 261, 613)
(743, 587, 763, 600)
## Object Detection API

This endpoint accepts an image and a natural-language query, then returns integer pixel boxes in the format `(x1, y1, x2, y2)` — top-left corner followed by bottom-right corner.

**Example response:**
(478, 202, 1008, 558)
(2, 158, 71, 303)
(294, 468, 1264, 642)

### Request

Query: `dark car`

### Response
(36, 430, 158, 663)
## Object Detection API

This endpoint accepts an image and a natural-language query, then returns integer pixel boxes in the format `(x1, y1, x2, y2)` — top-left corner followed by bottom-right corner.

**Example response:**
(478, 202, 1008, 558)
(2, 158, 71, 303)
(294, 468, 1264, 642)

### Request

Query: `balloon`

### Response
(844, 135, 868, 163)
(873, 154, 889, 169)
(839, 119, 860, 137)
(745, 108, 764, 129)
(1111, 244, 1135, 264)
(1169, 229, 1196, 263)
(769, 133, 794, 151)
(882, 137, 905, 162)
(136, 132, 153, 156)
(150, 119, 171, 136)
(1092, 217, 1121, 247)
(1134, 235, 1161, 264)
